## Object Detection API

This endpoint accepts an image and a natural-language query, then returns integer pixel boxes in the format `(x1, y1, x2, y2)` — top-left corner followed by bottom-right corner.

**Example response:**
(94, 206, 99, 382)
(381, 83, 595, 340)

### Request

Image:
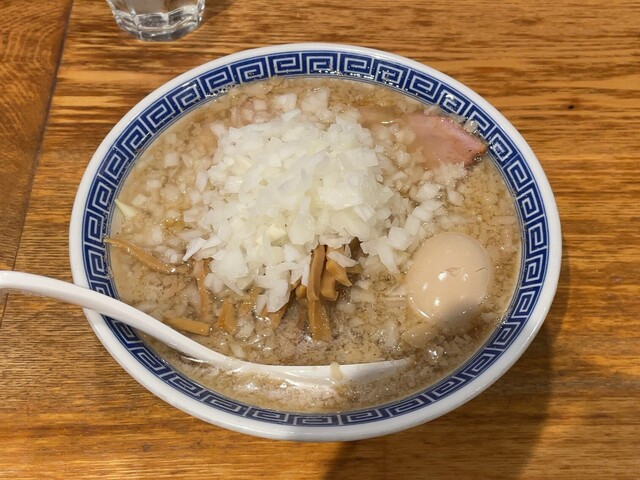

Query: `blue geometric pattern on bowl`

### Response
(81, 50, 549, 426)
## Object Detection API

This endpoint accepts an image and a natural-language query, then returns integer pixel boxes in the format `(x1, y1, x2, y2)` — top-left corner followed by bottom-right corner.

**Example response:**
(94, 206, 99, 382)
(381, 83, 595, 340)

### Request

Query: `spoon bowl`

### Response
(0, 270, 407, 386)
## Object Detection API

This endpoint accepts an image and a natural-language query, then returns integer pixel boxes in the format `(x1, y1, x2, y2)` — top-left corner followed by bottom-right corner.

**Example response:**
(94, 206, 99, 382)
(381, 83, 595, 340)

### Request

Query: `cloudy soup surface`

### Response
(108, 77, 521, 412)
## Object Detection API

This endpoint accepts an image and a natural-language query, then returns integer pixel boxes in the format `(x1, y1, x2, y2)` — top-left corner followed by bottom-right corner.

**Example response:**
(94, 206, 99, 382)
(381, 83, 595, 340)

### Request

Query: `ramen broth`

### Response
(108, 77, 520, 412)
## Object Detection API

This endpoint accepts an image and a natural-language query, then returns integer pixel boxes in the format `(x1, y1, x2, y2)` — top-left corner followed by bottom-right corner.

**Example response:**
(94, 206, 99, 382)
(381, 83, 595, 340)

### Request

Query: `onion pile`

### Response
(181, 99, 418, 312)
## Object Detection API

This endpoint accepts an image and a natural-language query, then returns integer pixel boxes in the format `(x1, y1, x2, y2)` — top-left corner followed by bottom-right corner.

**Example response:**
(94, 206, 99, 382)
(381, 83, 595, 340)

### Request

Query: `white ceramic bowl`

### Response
(70, 43, 561, 441)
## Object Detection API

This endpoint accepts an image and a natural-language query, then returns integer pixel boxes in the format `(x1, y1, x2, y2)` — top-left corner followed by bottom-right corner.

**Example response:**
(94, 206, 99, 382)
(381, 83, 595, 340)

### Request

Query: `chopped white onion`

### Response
(174, 97, 460, 311)
(326, 250, 358, 268)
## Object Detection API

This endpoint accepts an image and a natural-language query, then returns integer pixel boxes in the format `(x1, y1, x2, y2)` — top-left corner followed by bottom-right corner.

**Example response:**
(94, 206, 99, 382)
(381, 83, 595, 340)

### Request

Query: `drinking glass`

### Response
(106, 0, 205, 41)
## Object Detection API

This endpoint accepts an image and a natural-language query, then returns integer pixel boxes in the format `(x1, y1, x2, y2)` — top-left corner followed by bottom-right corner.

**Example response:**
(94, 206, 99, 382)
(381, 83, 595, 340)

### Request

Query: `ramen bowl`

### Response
(70, 43, 561, 441)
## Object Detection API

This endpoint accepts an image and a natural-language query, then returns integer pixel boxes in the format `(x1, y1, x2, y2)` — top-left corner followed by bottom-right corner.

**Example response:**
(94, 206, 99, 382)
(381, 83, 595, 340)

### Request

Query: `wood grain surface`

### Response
(0, 0, 72, 272)
(1, 0, 638, 478)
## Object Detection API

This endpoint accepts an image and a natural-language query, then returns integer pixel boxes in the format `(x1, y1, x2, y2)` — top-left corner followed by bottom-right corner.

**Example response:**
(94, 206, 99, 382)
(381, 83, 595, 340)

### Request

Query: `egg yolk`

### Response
(405, 232, 492, 329)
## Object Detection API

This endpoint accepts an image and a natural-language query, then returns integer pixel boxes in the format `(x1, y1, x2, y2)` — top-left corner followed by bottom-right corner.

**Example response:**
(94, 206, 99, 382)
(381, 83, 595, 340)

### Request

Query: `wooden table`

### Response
(1, 0, 638, 477)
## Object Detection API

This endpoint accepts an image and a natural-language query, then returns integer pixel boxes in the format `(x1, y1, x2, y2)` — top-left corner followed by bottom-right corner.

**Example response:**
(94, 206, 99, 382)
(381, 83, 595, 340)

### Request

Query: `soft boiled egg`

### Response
(405, 232, 492, 330)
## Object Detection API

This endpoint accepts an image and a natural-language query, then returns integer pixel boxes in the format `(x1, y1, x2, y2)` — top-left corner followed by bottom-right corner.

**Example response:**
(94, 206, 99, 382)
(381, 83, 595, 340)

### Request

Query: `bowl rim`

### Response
(70, 42, 562, 442)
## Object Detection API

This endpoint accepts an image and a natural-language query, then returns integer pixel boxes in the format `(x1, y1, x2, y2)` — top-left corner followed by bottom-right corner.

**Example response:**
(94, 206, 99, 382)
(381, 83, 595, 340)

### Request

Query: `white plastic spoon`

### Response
(0, 271, 407, 385)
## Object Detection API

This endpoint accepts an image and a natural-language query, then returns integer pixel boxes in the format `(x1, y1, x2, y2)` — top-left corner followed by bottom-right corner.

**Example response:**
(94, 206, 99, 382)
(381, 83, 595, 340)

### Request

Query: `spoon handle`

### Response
(0, 270, 233, 366)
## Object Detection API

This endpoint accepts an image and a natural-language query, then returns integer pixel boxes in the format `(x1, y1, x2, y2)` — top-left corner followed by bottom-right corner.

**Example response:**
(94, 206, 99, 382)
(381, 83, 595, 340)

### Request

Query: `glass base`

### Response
(109, 3, 204, 42)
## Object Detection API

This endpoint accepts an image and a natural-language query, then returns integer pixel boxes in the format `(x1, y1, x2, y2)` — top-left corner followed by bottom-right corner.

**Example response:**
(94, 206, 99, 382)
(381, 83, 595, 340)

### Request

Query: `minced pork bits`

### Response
(107, 76, 520, 411)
